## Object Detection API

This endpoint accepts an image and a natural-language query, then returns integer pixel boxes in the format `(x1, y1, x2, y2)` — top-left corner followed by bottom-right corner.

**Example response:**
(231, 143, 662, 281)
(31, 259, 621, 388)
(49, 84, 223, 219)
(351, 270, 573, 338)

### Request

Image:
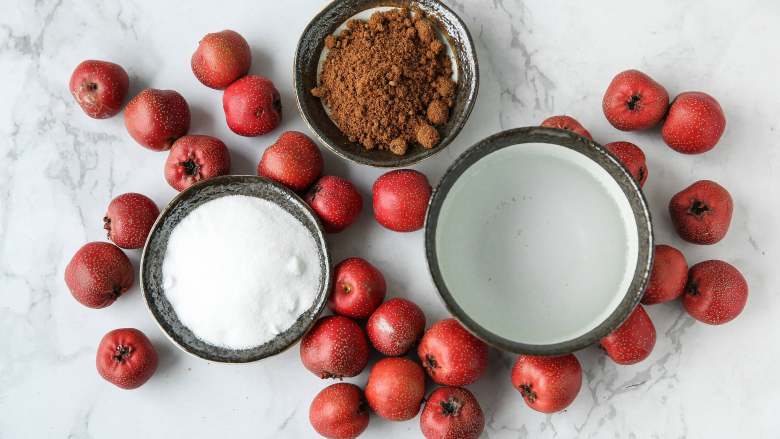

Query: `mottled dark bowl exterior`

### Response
(294, 0, 478, 167)
(424, 127, 654, 355)
(141, 175, 331, 363)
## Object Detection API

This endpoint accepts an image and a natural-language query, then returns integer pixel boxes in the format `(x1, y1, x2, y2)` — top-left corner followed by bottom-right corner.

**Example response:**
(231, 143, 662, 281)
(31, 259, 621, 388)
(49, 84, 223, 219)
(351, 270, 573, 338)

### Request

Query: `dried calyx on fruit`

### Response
(165, 135, 231, 191)
(684, 260, 748, 325)
(417, 318, 488, 386)
(104, 192, 160, 249)
(300, 316, 369, 379)
(64, 242, 134, 309)
(602, 69, 669, 131)
(96, 328, 158, 389)
(511, 354, 582, 413)
(309, 383, 370, 439)
(420, 386, 484, 439)
(69, 60, 129, 119)
(669, 180, 733, 245)
(124, 88, 191, 151)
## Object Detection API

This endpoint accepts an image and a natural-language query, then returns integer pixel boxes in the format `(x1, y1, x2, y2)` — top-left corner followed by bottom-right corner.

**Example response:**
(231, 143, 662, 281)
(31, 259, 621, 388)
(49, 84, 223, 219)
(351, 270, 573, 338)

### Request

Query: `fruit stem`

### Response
(440, 397, 463, 417)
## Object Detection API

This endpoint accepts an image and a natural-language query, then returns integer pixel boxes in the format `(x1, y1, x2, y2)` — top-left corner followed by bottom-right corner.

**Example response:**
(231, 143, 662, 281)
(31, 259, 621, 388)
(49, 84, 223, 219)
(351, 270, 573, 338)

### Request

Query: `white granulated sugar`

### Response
(162, 195, 321, 349)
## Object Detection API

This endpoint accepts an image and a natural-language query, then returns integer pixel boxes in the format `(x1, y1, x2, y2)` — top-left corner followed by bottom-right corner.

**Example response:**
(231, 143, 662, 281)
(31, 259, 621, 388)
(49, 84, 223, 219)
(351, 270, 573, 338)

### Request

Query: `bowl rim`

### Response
(424, 127, 654, 355)
(293, 0, 479, 167)
(139, 175, 332, 363)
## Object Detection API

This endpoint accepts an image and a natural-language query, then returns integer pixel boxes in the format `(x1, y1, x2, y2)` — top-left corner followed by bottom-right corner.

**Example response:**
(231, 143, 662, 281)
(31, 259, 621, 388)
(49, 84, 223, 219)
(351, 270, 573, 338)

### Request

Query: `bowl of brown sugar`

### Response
(294, 0, 478, 167)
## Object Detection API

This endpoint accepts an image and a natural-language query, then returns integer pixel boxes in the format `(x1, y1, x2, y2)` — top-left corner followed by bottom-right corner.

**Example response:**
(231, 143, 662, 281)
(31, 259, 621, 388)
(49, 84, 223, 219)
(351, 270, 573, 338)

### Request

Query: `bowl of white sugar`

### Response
(141, 175, 331, 363)
(425, 127, 654, 356)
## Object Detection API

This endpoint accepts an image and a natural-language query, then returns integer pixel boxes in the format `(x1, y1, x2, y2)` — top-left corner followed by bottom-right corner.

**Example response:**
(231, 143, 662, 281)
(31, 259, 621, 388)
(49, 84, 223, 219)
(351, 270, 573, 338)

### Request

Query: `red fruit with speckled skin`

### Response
(604, 141, 648, 187)
(420, 386, 484, 439)
(309, 383, 370, 439)
(259, 131, 323, 193)
(510, 354, 582, 413)
(69, 60, 129, 119)
(191, 30, 251, 89)
(372, 169, 432, 232)
(669, 180, 733, 245)
(64, 242, 134, 309)
(600, 304, 656, 365)
(683, 260, 748, 325)
(642, 245, 688, 305)
(540, 115, 592, 140)
(365, 357, 425, 421)
(418, 318, 488, 386)
(223, 75, 281, 136)
(305, 176, 363, 233)
(329, 258, 386, 319)
(300, 316, 369, 379)
(367, 298, 426, 356)
(165, 135, 231, 191)
(662, 92, 726, 154)
(124, 88, 190, 151)
(96, 328, 158, 389)
(602, 70, 669, 131)
(104, 193, 159, 249)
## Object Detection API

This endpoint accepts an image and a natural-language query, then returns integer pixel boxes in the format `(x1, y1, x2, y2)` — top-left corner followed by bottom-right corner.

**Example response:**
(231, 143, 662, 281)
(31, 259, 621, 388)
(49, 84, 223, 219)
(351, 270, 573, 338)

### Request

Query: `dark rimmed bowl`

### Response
(140, 175, 331, 363)
(294, 0, 478, 167)
(424, 127, 654, 355)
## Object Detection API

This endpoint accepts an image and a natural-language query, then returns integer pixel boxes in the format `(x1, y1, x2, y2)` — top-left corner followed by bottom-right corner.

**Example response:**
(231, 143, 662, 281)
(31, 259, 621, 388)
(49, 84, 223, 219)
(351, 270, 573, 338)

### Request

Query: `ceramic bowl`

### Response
(294, 0, 478, 167)
(140, 175, 331, 363)
(425, 127, 654, 355)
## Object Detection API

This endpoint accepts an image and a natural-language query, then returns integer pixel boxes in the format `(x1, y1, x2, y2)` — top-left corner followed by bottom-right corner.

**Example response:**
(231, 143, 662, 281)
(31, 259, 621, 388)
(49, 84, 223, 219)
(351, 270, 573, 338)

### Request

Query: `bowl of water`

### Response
(425, 127, 654, 355)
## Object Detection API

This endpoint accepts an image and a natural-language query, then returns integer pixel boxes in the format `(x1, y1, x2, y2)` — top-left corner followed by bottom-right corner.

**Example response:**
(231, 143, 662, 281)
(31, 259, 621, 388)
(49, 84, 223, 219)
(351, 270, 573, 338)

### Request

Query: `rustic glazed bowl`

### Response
(425, 127, 654, 355)
(140, 175, 331, 363)
(294, 0, 478, 167)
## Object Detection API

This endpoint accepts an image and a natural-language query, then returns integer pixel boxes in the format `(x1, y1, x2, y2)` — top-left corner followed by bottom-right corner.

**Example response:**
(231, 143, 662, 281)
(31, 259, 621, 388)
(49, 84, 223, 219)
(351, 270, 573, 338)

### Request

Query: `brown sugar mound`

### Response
(310, 8, 456, 155)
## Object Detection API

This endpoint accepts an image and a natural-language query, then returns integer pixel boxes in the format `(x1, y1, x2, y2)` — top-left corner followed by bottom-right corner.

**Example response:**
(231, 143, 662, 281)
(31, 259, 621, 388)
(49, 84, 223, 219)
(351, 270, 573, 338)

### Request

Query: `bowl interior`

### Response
(294, 0, 478, 167)
(425, 127, 653, 355)
(141, 175, 331, 363)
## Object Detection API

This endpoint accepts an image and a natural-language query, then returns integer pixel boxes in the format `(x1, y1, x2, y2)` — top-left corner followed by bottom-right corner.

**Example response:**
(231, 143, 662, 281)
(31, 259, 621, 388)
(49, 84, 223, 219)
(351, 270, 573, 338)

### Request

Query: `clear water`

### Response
(436, 143, 639, 345)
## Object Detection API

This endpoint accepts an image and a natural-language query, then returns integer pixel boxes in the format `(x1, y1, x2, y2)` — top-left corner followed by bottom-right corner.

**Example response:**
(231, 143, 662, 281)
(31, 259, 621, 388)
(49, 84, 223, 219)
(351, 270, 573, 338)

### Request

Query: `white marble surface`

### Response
(1, 0, 778, 437)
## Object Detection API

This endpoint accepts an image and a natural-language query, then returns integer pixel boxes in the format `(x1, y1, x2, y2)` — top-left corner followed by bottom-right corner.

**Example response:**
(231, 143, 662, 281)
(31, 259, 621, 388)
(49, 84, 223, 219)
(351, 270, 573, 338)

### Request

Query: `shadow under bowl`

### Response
(425, 127, 654, 355)
(140, 175, 331, 363)
(294, 0, 478, 167)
